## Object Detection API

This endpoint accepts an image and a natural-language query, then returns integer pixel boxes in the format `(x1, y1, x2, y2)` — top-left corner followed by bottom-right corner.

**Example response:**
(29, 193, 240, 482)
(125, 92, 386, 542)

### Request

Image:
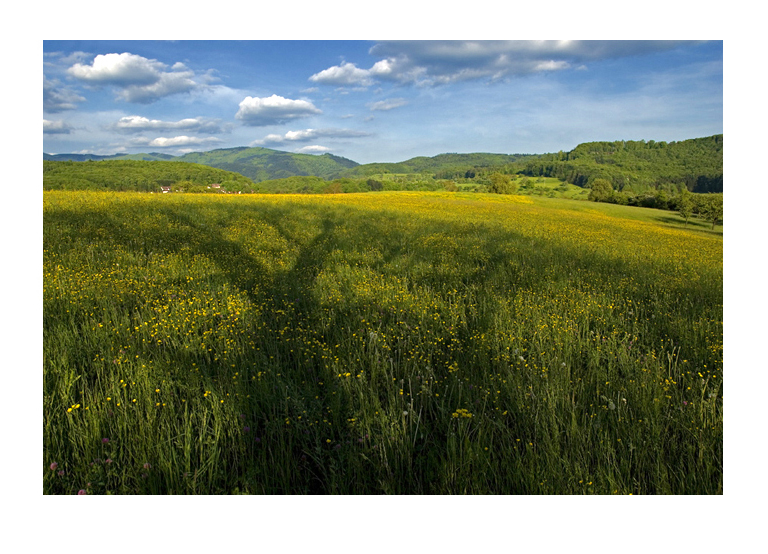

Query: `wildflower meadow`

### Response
(43, 190, 722, 494)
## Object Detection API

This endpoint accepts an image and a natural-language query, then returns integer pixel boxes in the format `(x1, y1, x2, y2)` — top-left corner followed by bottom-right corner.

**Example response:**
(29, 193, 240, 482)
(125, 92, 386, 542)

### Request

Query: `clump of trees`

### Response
(488, 173, 518, 195)
(588, 178, 614, 202)
(585, 179, 723, 228)
(698, 194, 724, 229)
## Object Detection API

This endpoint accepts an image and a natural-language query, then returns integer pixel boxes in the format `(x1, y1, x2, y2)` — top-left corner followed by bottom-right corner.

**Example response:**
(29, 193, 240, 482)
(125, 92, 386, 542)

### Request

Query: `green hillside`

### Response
(520, 135, 723, 193)
(345, 152, 536, 178)
(42, 135, 723, 193)
(43, 160, 255, 193)
(43, 147, 359, 183)
(177, 147, 359, 182)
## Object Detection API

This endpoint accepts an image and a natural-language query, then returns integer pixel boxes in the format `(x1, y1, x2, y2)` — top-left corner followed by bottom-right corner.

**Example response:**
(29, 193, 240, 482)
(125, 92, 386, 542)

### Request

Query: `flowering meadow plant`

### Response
(43, 191, 722, 494)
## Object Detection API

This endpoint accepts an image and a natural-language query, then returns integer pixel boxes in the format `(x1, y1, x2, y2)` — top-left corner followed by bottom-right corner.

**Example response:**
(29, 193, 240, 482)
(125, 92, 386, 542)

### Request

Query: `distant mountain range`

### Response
(44, 135, 723, 192)
(43, 147, 360, 182)
(42, 146, 536, 183)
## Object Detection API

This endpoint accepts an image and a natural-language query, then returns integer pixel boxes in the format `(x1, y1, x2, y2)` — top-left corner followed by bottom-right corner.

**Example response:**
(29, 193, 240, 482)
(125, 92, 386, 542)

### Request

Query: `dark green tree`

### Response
(700, 194, 723, 229)
(677, 189, 694, 226)
(588, 178, 613, 202)
(488, 173, 516, 194)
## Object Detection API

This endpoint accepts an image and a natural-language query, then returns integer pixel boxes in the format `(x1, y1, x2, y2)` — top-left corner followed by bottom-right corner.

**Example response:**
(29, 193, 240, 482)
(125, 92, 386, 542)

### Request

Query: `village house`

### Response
(160, 186, 171, 193)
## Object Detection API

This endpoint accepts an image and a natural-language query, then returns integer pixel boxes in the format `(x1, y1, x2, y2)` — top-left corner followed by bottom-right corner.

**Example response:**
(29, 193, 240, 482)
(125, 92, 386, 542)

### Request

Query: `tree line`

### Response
(43, 160, 255, 192)
(516, 135, 723, 193)
(587, 178, 723, 228)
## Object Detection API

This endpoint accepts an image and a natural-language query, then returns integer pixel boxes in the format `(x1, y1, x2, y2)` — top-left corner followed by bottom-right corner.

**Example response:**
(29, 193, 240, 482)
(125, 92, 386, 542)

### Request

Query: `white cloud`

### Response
(309, 62, 374, 86)
(308, 41, 699, 88)
(67, 52, 209, 103)
(117, 70, 199, 103)
(112, 115, 227, 134)
(68, 52, 163, 85)
(296, 145, 331, 153)
(43, 119, 73, 134)
(533, 60, 570, 72)
(308, 58, 405, 88)
(129, 135, 223, 148)
(235, 94, 321, 126)
(252, 127, 371, 146)
(368, 98, 408, 111)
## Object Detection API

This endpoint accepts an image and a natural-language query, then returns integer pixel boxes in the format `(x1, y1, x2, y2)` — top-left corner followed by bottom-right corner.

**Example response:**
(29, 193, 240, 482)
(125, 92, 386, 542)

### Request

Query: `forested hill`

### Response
(344, 152, 537, 178)
(43, 160, 255, 192)
(44, 147, 359, 182)
(176, 147, 358, 182)
(43, 135, 722, 192)
(519, 135, 723, 193)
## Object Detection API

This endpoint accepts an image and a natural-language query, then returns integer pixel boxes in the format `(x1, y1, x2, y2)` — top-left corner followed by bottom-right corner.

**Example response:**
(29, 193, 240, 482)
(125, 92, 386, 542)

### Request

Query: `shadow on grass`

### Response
(44, 194, 723, 493)
(651, 215, 722, 235)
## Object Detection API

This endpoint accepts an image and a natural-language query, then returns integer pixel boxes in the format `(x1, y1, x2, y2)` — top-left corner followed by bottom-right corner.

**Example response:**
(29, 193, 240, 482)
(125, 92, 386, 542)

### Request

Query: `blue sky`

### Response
(43, 40, 722, 164)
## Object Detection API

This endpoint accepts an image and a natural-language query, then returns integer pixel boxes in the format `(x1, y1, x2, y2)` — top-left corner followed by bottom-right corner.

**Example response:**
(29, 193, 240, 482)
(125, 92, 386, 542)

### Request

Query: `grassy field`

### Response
(43, 190, 722, 494)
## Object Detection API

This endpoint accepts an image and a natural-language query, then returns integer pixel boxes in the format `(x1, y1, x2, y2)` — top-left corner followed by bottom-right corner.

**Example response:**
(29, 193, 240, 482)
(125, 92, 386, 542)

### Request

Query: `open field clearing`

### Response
(43, 191, 722, 494)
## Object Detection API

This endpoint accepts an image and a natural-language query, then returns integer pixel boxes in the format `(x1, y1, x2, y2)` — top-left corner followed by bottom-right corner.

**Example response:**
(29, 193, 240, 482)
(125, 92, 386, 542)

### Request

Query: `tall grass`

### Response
(43, 191, 722, 494)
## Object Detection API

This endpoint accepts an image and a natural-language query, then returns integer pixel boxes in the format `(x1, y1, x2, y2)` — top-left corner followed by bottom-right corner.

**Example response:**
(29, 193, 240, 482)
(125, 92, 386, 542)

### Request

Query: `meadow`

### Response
(43, 190, 722, 494)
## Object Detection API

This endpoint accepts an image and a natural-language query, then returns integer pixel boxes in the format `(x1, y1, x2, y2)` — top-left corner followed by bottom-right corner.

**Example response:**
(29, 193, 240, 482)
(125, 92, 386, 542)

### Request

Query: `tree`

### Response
(488, 172, 516, 194)
(588, 178, 613, 202)
(700, 194, 723, 229)
(677, 189, 694, 226)
(366, 178, 384, 191)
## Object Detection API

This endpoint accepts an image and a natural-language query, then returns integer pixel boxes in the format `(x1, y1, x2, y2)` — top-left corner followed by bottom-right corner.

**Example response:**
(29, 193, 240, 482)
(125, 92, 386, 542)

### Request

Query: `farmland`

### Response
(43, 190, 722, 494)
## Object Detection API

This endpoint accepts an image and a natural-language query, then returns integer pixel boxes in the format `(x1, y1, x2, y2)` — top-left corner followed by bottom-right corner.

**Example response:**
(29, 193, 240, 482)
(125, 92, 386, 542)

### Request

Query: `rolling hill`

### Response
(43, 159, 256, 192)
(176, 147, 358, 181)
(43, 134, 723, 193)
(44, 147, 359, 182)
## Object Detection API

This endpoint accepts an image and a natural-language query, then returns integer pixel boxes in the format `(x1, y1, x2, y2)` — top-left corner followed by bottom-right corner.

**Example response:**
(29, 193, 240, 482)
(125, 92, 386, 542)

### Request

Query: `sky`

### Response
(42, 40, 723, 164)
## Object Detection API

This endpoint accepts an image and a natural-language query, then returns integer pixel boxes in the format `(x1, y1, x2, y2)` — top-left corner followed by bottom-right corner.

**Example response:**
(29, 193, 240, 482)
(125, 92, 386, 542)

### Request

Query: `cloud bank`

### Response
(309, 40, 697, 87)
(43, 119, 73, 134)
(44, 78, 85, 113)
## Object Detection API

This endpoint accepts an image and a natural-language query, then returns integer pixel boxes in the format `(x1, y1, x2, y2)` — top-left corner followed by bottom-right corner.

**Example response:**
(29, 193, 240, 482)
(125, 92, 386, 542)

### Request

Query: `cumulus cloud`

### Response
(252, 127, 371, 146)
(68, 52, 165, 85)
(368, 98, 408, 111)
(235, 94, 321, 126)
(129, 135, 223, 148)
(43, 78, 85, 113)
(309, 40, 697, 87)
(67, 52, 206, 103)
(119, 72, 198, 103)
(112, 115, 227, 134)
(309, 61, 376, 86)
(296, 145, 331, 153)
(43, 119, 73, 134)
(309, 59, 396, 87)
